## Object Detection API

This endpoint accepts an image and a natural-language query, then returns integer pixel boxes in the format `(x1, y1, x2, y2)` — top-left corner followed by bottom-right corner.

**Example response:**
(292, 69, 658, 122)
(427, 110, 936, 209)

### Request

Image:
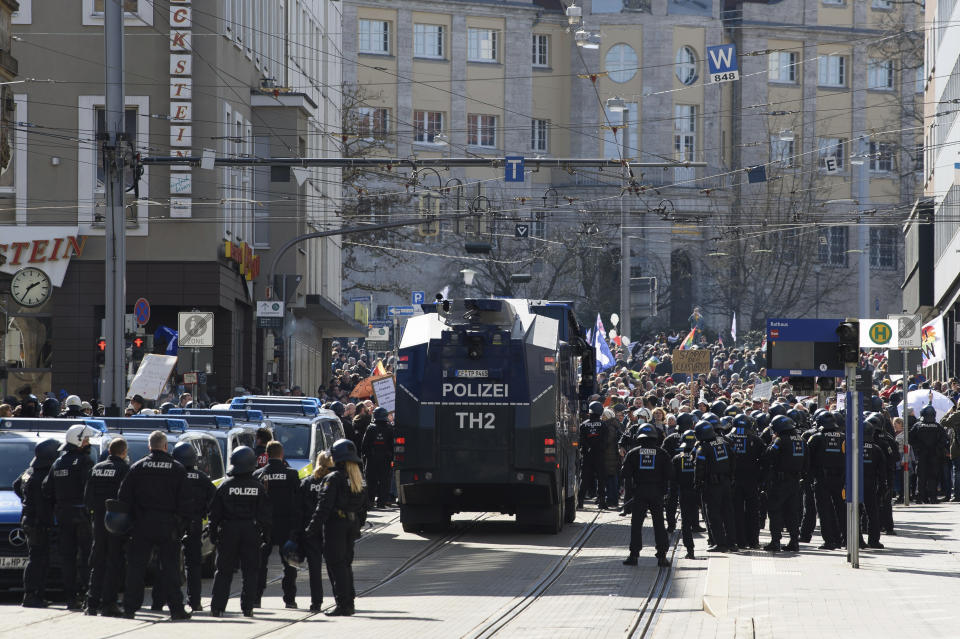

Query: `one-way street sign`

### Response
(387, 305, 415, 317)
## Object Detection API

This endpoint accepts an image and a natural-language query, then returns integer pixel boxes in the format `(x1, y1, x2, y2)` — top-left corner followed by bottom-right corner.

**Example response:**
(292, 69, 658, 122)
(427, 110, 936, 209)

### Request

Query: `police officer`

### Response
(361, 407, 395, 508)
(172, 442, 214, 612)
(253, 427, 273, 469)
(620, 424, 672, 567)
(300, 451, 335, 612)
(117, 430, 190, 620)
(672, 429, 700, 559)
(694, 420, 738, 553)
(42, 423, 97, 609)
(807, 411, 845, 550)
(910, 405, 948, 503)
(862, 419, 887, 549)
(794, 409, 818, 544)
(83, 437, 129, 616)
(579, 401, 608, 509)
(253, 440, 302, 609)
(62, 395, 86, 419)
(871, 412, 900, 534)
(661, 413, 691, 531)
(728, 413, 763, 549)
(19, 438, 60, 608)
(762, 415, 807, 552)
(209, 446, 271, 617)
(306, 439, 368, 616)
(40, 397, 60, 418)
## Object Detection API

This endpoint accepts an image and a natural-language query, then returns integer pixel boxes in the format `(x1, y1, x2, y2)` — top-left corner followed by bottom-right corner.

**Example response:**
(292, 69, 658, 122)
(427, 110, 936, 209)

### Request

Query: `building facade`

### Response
(340, 0, 920, 339)
(0, 0, 358, 402)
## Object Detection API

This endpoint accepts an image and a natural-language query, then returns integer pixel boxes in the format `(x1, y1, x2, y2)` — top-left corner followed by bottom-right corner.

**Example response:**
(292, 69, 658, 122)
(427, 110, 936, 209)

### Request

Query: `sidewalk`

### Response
(652, 503, 960, 639)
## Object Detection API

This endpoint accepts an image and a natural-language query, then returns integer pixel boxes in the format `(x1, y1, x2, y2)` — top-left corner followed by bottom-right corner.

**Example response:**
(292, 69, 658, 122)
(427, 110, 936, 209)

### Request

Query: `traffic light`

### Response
(96, 337, 106, 366)
(131, 337, 145, 363)
(836, 321, 859, 364)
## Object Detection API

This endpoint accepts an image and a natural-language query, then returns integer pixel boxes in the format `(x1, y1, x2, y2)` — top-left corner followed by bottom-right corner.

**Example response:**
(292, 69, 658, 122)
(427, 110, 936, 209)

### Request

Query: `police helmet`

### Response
(768, 403, 788, 418)
(373, 406, 390, 422)
(588, 401, 603, 418)
(41, 397, 60, 418)
(281, 540, 305, 570)
(694, 420, 716, 442)
(681, 429, 698, 451)
(172, 442, 198, 469)
(718, 416, 734, 433)
(732, 414, 753, 433)
(331, 438, 362, 464)
(724, 405, 742, 417)
(159, 402, 175, 414)
(862, 420, 877, 441)
(770, 415, 795, 434)
(227, 446, 257, 476)
(864, 412, 883, 430)
(104, 499, 132, 536)
(20, 395, 39, 417)
(691, 409, 704, 420)
(636, 423, 658, 445)
(920, 404, 937, 423)
(330, 401, 345, 417)
(31, 438, 61, 469)
(702, 412, 720, 427)
(786, 408, 807, 428)
(751, 410, 770, 431)
(61, 424, 100, 451)
(867, 395, 884, 413)
(676, 412, 695, 430)
(815, 411, 837, 431)
(709, 400, 728, 416)
(64, 395, 82, 409)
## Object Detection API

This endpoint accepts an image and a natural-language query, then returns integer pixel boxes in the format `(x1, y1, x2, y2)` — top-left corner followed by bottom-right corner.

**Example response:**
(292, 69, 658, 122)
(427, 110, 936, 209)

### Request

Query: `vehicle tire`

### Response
(401, 521, 423, 534)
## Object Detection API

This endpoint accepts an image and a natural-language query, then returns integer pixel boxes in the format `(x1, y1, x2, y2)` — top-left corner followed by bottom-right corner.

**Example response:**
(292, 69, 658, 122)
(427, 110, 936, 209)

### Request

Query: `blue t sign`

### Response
(505, 156, 525, 182)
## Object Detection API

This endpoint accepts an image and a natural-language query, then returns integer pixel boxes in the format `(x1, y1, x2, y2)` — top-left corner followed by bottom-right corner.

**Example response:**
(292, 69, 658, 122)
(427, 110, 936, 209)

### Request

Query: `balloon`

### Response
(610, 313, 620, 327)
(608, 329, 618, 339)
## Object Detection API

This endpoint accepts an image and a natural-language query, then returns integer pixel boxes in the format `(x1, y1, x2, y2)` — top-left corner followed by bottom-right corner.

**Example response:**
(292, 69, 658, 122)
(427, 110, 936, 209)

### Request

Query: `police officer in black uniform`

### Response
(117, 430, 191, 620)
(361, 407, 395, 508)
(42, 423, 98, 609)
(300, 451, 334, 612)
(910, 405, 948, 503)
(793, 409, 818, 543)
(172, 442, 214, 612)
(83, 437, 129, 616)
(306, 439, 368, 616)
(579, 401, 608, 509)
(762, 415, 807, 552)
(870, 412, 900, 534)
(620, 424, 672, 567)
(728, 413, 763, 549)
(19, 438, 60, 608)
(861, 419, 887, 549)
(694, 420, 738, 553)
(662, 413, 693, 531)
(672, 429, 700, 559)
(807, 411, 845, 550)
(209, 446, 271, 617)
(253, 440, 301, 609)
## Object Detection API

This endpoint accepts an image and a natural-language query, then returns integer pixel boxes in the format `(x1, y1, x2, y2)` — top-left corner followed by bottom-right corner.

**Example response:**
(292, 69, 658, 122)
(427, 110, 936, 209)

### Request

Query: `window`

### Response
(675, 46, 698, 85)
(872, 0, 892, 8)
(822, 0, 844, 5)
(674, 104, 696, 180)
(819, 226, 849, 266)
(12, 0, 32, 24)
(869, 141, 894, 172)
(770, 135, 796, 167)
(531, 119, 549, 152)
(867, 59, 894, 90)
(413, 110, 443, 143)
(532, 34, 549, 67)
(602, 103, 638, 159)
(358, 19, 390, 54)
(531, 212, 546, 239)
(84, 0, 152, 25)
(870, 227, 897, 269)
(768, 51, 798, 83)
(468, 114, 497, 148)
(0, 95, 27, 224)
(605, 44, 638, 83)
(916, 65, 926, 93)
(818, 55, 846, 87)
(913, 142, 924, 174)
(817, 137, 846, 171)
(356, 107, 389, 139)
(468, 28, 498, 62)
(414, 24, 444, 59)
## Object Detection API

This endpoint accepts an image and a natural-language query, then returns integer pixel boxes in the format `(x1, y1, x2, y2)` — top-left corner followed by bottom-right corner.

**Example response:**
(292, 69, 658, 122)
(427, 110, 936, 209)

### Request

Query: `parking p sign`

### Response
(706, 44, 739, 83)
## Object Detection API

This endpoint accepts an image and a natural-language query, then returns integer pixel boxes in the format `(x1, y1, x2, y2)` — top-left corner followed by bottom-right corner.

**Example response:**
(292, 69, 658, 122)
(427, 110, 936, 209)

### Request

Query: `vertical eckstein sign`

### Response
(169, 0, 192, 218)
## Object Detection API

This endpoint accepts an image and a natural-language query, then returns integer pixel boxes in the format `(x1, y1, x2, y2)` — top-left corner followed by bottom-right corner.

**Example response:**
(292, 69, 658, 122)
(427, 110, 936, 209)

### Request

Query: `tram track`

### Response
(626, 531, 681, 639)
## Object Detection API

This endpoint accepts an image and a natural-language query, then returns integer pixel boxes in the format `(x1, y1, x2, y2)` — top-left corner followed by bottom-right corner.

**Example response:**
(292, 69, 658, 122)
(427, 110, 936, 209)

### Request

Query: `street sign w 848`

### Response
(706, 44, 739, 83)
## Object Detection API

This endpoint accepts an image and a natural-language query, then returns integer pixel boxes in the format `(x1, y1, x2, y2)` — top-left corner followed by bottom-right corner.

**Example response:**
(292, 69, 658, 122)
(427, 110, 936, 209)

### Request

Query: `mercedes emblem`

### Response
(8, 527, 26, 547)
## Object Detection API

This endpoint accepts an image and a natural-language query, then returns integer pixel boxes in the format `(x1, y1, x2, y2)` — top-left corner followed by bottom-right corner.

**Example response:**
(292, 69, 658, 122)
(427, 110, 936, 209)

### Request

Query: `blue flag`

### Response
(594, 314, 614, 374)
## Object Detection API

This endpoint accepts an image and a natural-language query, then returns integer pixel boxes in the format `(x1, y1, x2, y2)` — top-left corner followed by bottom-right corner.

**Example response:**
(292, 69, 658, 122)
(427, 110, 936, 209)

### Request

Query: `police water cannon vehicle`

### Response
(395, 298, 595, 533)
(0, 418, 108, 590)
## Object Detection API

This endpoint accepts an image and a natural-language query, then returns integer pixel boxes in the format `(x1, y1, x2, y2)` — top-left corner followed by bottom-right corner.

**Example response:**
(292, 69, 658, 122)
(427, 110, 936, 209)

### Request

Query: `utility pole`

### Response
(103, 0, 127, 416)
(857, 136, 870, 320)
(845, 347, 861, 569)
(620, 193, 630, 341)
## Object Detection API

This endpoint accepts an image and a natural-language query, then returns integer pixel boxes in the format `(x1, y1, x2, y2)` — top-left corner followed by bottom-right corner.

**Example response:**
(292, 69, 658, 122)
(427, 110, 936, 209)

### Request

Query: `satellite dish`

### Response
(610, 313, 620, 327)
(608, 329, 618, 339)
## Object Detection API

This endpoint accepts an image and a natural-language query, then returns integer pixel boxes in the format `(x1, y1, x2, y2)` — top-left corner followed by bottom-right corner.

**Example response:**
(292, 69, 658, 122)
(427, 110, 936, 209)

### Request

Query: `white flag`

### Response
(731, 312, 737, 343)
